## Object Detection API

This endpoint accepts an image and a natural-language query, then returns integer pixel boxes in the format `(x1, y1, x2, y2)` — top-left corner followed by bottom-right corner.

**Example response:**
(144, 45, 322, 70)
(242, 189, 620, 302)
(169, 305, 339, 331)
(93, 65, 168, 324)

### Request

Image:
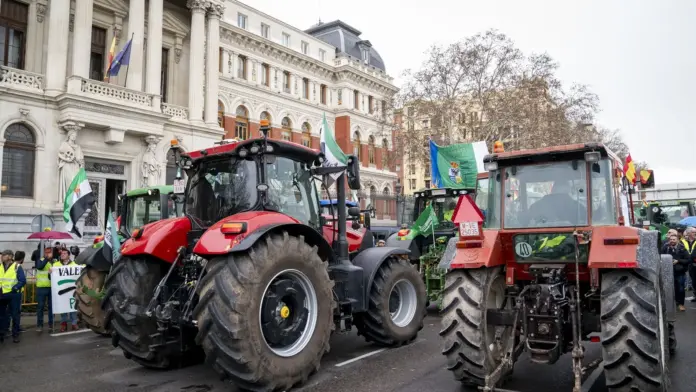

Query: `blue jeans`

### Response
(0, 292, 21, 338)
(60, 312, 77, 326)
(36, 287, 53, 327)
(675, 274, 686, 306)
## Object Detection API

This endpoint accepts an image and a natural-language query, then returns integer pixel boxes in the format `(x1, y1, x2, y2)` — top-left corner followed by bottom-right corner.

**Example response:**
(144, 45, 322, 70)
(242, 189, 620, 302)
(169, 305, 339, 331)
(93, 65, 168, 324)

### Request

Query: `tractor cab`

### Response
(642, 200, 694, 227)
(119, 185, 185, 237)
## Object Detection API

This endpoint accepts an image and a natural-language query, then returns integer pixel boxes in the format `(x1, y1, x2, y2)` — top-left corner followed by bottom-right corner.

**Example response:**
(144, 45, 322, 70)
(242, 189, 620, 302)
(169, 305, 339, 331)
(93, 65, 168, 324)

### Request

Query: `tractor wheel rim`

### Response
(259, 269, 318, 358)
(486, 275, 512, 360)
(389, 279, 418, 327)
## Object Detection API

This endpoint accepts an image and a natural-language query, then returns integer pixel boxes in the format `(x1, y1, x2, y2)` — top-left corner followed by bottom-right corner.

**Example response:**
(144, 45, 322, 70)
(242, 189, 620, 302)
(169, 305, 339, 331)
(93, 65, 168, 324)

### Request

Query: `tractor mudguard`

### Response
(229, 223, 335, 263)
(120, 217, 191, 263)
(385, 233, 420, 260)
(659, 254, 676, 323)
(75, 245, 112, 272)
(588, 226, 659, 269)
(351, 246, 410, 310)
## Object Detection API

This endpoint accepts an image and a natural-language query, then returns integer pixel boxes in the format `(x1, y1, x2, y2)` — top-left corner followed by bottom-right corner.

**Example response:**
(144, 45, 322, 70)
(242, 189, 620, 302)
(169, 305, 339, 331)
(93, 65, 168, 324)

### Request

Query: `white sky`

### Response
(245, 0, 696, 184)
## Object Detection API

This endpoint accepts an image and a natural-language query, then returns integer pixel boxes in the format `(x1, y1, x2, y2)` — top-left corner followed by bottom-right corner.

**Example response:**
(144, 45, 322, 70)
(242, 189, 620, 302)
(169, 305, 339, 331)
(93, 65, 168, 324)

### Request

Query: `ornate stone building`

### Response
(0, 0, 398, 255)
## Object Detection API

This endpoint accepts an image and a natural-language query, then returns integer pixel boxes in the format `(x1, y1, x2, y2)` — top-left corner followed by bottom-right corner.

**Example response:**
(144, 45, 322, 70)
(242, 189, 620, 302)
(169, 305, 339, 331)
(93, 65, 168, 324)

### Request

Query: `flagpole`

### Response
(123, 33, 134, 88)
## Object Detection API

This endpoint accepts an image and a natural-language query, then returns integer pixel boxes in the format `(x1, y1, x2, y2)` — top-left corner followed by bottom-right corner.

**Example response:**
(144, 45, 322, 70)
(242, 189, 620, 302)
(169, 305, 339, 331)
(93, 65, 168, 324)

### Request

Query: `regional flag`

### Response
(108, 36, 133, 77)
(319, 113, 348, 181)
(430, 140, 488, 189)
(102, 209, 121, 265)
(624, 154, 637, 185)
(63, 168, 95, 237)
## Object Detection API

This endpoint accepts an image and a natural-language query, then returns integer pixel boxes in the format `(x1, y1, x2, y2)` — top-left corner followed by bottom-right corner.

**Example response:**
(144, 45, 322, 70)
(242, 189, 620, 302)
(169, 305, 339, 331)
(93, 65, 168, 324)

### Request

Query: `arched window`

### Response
(281, 116, 292, 141)
(301, 122, 311, 147)
(260, 111, 271, 123)
(217, 100, 225, 128)
(353, 131, 361, 161)
(235, 105, 249, 140)
(368, 135, 375, 165)
(382, 187, 390, 216)
(1, 123, 36, 197)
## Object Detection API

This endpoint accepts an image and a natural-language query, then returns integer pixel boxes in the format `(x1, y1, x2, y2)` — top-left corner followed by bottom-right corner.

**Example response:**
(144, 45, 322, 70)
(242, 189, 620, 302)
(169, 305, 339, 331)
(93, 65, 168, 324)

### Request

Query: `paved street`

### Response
(2, 306, 696, 392)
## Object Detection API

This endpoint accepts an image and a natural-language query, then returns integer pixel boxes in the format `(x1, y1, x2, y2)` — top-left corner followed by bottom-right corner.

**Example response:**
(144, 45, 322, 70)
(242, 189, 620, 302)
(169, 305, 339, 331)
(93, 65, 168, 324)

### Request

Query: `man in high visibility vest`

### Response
(0, 249, 26, 343)
(34, 246, 55, 333)
(52, 248, 79, 332)
(681, 227, 696, 302)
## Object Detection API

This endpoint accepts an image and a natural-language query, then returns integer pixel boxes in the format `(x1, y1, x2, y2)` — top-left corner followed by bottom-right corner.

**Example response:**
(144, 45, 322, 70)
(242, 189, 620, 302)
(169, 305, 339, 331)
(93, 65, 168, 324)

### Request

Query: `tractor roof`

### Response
(127, 185, 174, 197)
(185, 138, 322, 164)
(483, 142, 621, 167)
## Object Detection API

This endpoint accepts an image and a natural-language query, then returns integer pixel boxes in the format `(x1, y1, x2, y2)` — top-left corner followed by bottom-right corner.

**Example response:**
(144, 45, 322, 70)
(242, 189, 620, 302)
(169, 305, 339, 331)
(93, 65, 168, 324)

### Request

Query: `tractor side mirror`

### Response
(348, 207, 361, 217)
(346, 155, 361, 190)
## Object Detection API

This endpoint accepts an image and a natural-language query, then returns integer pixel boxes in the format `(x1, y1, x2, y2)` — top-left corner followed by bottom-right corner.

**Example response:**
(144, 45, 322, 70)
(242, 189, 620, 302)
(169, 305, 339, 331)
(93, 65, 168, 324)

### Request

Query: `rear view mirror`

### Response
(346, 155, 361, 190)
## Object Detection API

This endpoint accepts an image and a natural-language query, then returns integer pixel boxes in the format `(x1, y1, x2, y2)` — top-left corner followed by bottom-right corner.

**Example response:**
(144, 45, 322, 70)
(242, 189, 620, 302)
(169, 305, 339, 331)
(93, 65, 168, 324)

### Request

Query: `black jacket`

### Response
(662, 242, 690, 274)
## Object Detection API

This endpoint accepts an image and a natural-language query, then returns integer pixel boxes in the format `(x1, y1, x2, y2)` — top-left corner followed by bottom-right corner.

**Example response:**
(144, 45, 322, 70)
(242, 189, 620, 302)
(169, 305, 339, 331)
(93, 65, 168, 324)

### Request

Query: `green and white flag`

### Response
(401, 204, 439, 240)
(63, 168, 95, 237)
(319, 113, 348, 180)
(102, 209, 121, 264)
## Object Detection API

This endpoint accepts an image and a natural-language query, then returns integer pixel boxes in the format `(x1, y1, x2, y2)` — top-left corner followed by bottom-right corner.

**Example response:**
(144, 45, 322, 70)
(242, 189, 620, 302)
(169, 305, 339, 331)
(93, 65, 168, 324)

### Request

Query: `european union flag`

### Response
(108, 38, 133, 77)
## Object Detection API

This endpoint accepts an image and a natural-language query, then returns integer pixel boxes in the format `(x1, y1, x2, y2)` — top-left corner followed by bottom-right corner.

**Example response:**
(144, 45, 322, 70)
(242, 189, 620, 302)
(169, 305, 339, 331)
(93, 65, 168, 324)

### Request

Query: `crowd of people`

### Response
(0, 242, 81, 344)
(661, 226, 696, 311)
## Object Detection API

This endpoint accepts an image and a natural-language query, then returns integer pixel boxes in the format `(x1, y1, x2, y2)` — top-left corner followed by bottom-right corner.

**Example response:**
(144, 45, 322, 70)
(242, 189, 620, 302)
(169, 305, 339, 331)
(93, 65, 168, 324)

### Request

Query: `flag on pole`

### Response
(108, 36, 133, 77)
(63, 168, 95, 237)
(401, 203, 439, 240)
(104, 33, 117, 81)
(102, 209, 121, 264)
(319, 113, 348, 180)
(430, 140, 489, 189)
(624, 153, 636, 185)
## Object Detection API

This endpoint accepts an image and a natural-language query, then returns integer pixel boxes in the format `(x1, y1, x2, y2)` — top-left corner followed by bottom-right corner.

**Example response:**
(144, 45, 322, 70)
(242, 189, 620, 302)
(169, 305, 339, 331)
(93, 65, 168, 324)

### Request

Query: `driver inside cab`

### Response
(526, 180, 585, 226)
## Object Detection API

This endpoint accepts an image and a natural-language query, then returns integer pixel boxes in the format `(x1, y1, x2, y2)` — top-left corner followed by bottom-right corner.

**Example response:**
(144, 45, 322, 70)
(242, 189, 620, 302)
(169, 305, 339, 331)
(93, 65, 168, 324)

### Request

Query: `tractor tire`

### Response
(74, 266, 110, 336)
(668, 322, 676, 355)
(103, 257, 178, 369)
(440, 267, 514, 388)
(354, 257, 427, 346)
(193, 232, 335, 392)
(600, 269, 670, 392)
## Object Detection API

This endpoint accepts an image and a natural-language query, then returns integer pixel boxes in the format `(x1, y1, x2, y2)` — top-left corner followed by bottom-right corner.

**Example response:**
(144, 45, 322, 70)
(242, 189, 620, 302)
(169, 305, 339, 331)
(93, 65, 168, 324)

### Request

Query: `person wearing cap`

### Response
(34, 246, 56, 332)
(0, 249, 26, 343)
(52, 248, 79, 332)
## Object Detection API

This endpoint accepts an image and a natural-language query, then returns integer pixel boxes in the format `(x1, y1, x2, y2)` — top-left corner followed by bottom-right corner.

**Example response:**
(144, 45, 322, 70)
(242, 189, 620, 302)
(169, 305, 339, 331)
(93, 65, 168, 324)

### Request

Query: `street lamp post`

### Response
(395, 180, 403, 227)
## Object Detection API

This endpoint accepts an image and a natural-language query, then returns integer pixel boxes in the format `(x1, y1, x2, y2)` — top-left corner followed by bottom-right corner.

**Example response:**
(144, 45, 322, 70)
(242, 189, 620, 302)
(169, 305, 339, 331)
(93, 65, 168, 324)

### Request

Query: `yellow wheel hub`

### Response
(280, 305, 290, 319)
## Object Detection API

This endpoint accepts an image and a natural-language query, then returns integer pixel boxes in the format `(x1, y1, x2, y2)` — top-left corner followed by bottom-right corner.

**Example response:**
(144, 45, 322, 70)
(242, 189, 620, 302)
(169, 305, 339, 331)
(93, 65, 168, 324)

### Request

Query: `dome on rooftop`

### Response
(305, 20, 386, 72)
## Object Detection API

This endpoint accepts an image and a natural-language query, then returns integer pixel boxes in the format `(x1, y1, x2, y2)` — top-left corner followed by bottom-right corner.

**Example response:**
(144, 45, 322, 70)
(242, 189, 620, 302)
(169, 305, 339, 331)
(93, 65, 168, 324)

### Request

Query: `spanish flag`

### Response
(624, 153, 636, 184)
(640, 169, 654, 187)
(104, 33, 117, 81)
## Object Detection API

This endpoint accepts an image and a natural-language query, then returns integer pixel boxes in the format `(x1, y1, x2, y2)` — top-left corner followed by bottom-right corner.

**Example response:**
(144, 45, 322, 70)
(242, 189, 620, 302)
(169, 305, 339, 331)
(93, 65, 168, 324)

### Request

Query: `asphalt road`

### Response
(2, 305, 695, 392)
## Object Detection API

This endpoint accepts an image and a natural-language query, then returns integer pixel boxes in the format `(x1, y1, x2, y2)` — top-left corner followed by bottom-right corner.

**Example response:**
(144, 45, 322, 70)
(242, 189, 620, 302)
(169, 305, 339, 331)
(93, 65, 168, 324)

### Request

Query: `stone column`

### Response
(220, 50, 229, 77)
(67, 0, 94, 93)
(126, 0, 145, 91)
(44, 0, 71, 94)
(187, 0, 207, 122)
(145, 0, 163, 108)
(204, 4, 224, 126)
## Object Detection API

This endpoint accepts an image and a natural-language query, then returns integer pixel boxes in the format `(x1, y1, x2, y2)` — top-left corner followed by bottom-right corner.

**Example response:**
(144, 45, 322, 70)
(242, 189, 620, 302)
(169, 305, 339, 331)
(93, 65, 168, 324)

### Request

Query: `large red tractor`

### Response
(438, 142, 675, 392)
(104, 120, 427, 391)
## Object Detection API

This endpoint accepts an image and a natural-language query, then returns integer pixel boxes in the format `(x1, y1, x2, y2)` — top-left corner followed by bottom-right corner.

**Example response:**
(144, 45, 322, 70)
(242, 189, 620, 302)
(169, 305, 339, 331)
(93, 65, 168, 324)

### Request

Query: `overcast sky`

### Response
(245, 0, 695, 185)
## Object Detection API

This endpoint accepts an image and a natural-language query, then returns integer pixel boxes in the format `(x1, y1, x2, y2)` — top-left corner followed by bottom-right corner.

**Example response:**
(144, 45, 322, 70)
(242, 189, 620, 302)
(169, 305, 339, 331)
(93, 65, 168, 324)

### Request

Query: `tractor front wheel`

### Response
(75, 266, 110, 336)
(193, 232, 335, 391)
(600, 269, 670, 392)
(440, 267, 515, 388)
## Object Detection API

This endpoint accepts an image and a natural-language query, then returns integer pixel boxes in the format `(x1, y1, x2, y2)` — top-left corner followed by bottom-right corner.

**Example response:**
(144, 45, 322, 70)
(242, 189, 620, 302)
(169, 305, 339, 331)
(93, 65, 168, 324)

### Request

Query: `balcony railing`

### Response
(162, 103, 189, 120)
(0, 66, 44, 92)
(75, 77, 156, 110)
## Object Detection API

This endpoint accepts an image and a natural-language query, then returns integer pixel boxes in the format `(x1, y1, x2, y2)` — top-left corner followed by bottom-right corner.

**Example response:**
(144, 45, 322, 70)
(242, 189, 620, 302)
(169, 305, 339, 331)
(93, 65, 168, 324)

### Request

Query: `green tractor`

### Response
(74, 185, 185, 336)
(637, 200, 695, 240)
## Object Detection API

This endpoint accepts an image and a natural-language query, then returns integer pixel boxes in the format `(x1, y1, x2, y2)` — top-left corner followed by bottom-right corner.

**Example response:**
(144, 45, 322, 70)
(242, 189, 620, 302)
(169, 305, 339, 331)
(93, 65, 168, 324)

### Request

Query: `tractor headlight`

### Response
(238, 149, 248, 158)
(250, 145, 260, 154)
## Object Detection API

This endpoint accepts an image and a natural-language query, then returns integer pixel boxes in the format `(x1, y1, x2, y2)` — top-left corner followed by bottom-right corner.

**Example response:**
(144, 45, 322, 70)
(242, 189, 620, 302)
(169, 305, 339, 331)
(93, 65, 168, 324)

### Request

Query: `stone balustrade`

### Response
(0, 66, 44, 92)
(161, 103, 189, 120)
(78, 77, 156, 109)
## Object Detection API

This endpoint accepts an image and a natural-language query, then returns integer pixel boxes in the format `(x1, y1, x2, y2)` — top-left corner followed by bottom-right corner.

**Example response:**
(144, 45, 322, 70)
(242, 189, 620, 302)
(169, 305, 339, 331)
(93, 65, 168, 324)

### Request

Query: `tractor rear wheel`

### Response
(104, 257, 179, 369)
(75, 266, 110, 336)
(600, 269, 670, 392)
(440, 267, 514, 388)
(193, 232, 335, 391)
(354, 257, 427, 346)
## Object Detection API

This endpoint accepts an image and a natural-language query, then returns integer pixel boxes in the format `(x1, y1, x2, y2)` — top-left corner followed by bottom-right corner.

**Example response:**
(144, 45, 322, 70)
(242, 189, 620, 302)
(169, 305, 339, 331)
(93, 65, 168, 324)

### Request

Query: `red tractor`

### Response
(104, 120, 427, 391)
(438, 142, 675, 392)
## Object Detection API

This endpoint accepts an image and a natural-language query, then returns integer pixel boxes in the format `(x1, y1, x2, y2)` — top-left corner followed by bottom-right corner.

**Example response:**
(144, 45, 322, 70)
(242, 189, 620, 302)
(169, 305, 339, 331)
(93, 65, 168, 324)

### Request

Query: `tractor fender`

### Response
(228, 223, 335, 264)
(659, 254, 676, 323)
(75, 245, 112, 273)
(351, 246, 410, 310)
(120, 217, 191, 263)
(385, 232, 420, 261)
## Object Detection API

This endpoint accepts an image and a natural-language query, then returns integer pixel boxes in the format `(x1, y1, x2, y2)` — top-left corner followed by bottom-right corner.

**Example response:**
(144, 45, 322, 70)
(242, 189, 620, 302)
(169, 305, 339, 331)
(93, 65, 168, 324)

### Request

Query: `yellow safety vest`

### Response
(36, 258, 54, 288)
(681, 239, 696, 254)
(52, 260, 78, 268)
(0, 262, 19, 294)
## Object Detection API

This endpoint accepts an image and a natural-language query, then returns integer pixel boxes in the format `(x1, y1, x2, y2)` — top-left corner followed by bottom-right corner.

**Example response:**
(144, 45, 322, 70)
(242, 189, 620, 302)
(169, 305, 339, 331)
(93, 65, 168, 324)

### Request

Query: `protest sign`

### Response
(51, 265, 83, 314)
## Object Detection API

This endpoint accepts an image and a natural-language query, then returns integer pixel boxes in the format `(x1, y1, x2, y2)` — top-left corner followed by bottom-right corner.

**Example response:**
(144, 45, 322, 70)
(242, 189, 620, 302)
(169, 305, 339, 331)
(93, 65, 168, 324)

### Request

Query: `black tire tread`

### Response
(75, 266, 110, 336)
(600, 269, 669, 392)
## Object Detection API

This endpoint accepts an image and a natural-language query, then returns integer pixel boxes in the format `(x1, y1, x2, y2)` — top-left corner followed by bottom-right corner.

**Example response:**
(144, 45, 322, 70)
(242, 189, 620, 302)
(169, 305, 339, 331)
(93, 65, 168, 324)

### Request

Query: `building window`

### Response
(302, 78, 309, 99)
(353, 131, 361, 161)
(283, 71, 290, 93)
(282, 33, 290, 47)
(260, 111, 271, 124)
(320, 84, 327, 104)
(409, 164, 415, 175)
(319, 49, 325, 61)
(381, 100, 386, 116)
(409, 179, 416, 189)
(368, 135, 375, 165)
(237, 13, 247, 29)
(368, 96, 374, 114)
(1, 123, 35, 197)
(407, 121, 414, 131)
(89, 26, 106, 80)
(301, 122, 311, 147)
(217, 100, 225, 128)
(260, 23, 270, 38)
(261, 63, 270, 86)
(301, 41, 309, 55)
(424, 180, 431, 189)
(235, 105, 249, 139)
(281, 131, 291, 141)
(161, 48, 169, 102)
(361, 48, 369, 64)
(353, 90, 359, 110)
(0, 0, 28, 69)
(281, 116, 292, 130)
(407, 107, 414, 116)
(237, 55, 247, 79)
